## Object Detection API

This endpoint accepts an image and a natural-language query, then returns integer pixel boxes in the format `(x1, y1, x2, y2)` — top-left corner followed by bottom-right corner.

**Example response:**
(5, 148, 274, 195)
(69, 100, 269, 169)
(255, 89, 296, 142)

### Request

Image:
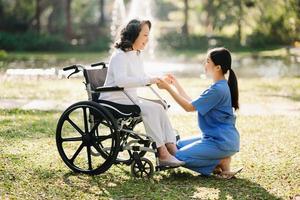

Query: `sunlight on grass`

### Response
(1, 77, 300, 199)
(0, 108, 299, 199)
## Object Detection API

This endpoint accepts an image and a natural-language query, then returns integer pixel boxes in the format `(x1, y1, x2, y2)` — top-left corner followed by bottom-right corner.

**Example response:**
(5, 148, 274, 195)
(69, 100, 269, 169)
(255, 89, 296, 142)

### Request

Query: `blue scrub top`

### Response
(191, 79, 240, 152)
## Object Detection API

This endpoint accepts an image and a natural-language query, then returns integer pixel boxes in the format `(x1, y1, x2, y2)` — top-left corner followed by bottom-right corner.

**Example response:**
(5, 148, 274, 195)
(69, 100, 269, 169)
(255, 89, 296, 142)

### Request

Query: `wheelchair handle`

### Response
(63, 65, 77, 71)
(91, 62, 107, 68)
(63, 64, 84, 79)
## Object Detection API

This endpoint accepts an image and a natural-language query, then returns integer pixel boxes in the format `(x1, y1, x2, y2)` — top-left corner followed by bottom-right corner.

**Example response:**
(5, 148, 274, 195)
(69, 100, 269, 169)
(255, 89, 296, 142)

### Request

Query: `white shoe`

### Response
(159, 156, 185, 167)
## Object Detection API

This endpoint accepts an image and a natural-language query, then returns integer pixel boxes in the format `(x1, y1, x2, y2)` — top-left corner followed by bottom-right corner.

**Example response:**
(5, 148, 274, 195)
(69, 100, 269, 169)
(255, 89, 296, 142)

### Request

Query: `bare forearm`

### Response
(167, 87, 195, 112)
(174, 83, 192, 101)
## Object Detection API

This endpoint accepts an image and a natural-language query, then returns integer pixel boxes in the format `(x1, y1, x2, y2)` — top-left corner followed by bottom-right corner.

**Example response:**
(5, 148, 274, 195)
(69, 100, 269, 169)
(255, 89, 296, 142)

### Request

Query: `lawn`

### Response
(0, 110, 299, 199)
(0, 77, 300, 199)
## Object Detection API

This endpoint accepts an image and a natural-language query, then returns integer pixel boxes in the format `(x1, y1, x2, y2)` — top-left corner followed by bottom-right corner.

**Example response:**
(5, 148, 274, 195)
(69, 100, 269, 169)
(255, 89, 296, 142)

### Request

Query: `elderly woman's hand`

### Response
(156, 78, 171, 90)
(166, 74, 179, 86)
(149, 77, 160, 84)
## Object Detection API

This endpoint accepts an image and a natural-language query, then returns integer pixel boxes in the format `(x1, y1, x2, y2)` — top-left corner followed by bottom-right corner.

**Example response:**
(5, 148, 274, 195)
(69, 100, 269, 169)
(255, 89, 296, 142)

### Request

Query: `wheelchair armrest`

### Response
(138, 97, 170, 110)
(95, 86, 124, 92)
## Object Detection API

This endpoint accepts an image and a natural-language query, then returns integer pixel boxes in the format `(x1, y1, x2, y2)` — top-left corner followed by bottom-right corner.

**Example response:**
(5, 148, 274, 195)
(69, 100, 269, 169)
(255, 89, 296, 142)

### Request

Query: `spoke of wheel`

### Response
(83, 107, 89, 134)
(62, 137, 82, 142)
(140, 171, 144, 178)
(89, 121, 100, 135)
(91, 141, 105, 155)
(143, 162, 148, 168)
(95, 135, 112, 142)
(143, 169, 150, 176)
(87, 145, 92, 170)
(70, 143, 84, 163)
(67, 117, 85, 136)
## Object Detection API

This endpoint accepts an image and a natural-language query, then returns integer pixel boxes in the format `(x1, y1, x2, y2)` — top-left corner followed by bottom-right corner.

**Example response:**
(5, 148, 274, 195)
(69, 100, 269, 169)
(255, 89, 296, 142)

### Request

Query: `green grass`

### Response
(0, 109, 299, 199)
(1, 77, 300, 199)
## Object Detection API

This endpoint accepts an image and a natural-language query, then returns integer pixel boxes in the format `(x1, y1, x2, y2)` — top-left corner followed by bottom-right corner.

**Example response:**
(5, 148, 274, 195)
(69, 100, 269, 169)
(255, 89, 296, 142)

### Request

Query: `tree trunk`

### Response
(0, 0, 5, 30)
(99, 0, 105, 26)
(237, 0, 243, 45)
(48, 0, 66, 34)
(204, 0, 213, 36)
(182, 0, 189, 38)
(35, 0, 41, 33)
(65, 0, 72, 40)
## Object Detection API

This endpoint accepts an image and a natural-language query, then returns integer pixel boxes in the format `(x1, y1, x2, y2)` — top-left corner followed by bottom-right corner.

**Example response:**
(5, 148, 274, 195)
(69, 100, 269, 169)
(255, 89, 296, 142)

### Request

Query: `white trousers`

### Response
(112, 98, 176, 147)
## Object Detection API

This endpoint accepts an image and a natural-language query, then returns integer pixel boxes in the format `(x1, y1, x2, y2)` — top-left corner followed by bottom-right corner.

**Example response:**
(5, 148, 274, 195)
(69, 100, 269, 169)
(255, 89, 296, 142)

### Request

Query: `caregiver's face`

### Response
(204, 56, 215, 77)
(133, 24, 150, 51)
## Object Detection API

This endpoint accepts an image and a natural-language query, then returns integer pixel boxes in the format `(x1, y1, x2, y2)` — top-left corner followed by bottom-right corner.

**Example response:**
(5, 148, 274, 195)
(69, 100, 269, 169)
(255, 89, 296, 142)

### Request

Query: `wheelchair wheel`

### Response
(131, 157, 154, 178)
(56, 101, 120, 175)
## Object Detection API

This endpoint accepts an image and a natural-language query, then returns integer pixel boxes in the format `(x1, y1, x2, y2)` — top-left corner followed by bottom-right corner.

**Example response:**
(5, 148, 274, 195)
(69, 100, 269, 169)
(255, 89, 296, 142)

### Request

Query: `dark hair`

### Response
(208, 47, 239, 110)
(115, 19, 151, 52)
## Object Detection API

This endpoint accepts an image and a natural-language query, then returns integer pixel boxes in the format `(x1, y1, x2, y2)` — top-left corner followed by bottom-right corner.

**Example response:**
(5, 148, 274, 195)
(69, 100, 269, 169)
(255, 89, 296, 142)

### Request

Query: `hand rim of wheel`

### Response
(56, 101, 120, 175)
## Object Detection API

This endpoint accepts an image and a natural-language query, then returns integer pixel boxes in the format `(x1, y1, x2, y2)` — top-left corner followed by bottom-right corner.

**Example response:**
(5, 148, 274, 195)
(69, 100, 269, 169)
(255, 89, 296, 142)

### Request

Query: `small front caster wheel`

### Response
(131, 157, 154, 178)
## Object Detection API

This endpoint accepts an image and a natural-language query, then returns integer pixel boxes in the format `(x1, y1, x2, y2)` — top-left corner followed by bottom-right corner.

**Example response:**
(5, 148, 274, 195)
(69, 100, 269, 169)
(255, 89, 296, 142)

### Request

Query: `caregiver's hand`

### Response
(157, 78, 195, 112)
(165, 74, 180, 86)
(156, 78, 171, 90)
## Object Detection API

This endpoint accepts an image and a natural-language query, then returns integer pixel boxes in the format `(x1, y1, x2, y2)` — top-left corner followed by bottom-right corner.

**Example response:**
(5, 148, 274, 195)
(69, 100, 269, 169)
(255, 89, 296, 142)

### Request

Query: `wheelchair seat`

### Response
(95, 99, 141, 118)
(83, 67, 141, 119)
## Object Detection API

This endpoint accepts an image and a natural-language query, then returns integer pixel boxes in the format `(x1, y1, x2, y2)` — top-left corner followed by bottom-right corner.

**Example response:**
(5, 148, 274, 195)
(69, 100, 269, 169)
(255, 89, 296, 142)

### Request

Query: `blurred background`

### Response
(0, 2, 299, 198)
(0, 0, 299, 78)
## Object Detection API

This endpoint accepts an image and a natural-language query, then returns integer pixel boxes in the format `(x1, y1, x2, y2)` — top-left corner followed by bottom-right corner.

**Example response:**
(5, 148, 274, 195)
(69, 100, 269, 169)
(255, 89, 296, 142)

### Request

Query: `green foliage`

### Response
(0, 31, 111, 52)
(84, 36, 112, 51)
(246, 0, 299, 48)
(0, 31, 72, 51)
(0, 49, 7, 59)
(158, 32, 241, 50)
(0, 0, 299, 51)
(0, 0, 35, 32)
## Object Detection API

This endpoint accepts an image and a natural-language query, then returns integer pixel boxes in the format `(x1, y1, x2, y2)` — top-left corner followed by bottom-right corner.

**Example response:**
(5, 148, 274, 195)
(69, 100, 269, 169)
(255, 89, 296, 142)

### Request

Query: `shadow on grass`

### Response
(61, 169, 280, 199)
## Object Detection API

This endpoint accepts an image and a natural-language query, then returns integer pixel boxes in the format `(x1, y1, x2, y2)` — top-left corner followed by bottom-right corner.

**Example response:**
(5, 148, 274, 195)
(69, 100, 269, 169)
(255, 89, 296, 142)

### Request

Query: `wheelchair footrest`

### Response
(156, 165, 179, 171)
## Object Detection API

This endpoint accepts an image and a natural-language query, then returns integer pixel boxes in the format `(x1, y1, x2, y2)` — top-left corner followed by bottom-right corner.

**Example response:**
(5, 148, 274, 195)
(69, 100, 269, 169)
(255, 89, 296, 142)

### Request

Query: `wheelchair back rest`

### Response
(83, 67, 108, 91)
(83, 67, 108, 101)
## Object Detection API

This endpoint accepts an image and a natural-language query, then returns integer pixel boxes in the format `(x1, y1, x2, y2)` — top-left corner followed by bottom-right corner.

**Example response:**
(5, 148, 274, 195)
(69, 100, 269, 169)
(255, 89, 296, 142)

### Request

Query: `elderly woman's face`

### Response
(133, 24, 150, 51)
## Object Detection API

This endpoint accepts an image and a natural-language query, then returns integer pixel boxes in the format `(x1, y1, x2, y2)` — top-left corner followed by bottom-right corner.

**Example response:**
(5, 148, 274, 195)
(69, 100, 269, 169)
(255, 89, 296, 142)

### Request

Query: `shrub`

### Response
(0, 31, 72, 51)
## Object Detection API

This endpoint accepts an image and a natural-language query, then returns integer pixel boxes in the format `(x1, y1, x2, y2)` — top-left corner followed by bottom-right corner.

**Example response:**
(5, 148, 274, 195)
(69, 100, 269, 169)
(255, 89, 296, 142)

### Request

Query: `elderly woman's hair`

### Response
(115, 19, 151, 52)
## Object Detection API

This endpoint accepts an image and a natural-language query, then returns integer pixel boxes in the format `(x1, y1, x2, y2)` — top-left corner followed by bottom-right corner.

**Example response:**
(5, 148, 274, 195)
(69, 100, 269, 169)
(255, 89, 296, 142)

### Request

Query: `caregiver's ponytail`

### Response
(209, 47, 239, 110)
(228, 68, 239, 110)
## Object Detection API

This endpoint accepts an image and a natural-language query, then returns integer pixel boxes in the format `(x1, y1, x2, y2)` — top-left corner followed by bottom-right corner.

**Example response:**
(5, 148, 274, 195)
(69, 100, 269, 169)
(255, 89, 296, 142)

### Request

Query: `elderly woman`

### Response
(99, 19, 184, 167)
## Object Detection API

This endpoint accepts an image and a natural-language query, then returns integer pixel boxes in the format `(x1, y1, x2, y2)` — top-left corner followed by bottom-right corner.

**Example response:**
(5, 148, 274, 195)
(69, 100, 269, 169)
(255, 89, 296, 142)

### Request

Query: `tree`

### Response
(182, 0, 189, 37)
(65, 0, 73, 40)
(34, 0, 42, 33)
(99, 0, 105, 26)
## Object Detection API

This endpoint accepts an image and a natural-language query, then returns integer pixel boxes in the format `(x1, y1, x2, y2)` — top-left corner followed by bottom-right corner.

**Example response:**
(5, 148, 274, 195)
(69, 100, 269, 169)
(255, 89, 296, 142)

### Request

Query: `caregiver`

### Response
(157, 47, 242, 179)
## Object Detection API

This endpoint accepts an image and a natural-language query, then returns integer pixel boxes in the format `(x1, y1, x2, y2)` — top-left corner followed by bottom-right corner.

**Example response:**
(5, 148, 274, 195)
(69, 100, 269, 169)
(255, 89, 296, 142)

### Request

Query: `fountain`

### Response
(110, 0, 126, 43)
(110, 0, 156, 59)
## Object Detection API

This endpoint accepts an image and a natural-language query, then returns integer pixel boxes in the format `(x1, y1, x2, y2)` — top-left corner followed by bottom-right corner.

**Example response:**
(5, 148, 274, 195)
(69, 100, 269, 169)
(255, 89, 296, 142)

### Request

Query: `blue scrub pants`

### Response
(175, 136, 237, 176)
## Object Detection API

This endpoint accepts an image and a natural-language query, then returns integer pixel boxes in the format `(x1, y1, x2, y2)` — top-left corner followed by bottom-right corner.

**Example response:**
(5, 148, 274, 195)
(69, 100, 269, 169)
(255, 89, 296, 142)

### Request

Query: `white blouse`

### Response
(99, 49, 151, 102)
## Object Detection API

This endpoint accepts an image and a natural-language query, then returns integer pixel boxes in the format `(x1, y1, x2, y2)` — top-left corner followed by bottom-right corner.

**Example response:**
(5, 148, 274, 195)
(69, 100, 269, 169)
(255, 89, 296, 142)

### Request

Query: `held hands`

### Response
(150, 77, 160, 84)
(156, 74, 177, 90)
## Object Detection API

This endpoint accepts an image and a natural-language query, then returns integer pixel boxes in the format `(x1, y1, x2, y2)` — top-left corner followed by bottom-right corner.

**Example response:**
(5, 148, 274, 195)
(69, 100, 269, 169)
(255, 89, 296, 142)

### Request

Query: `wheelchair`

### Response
(56, 62, 180, 178)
